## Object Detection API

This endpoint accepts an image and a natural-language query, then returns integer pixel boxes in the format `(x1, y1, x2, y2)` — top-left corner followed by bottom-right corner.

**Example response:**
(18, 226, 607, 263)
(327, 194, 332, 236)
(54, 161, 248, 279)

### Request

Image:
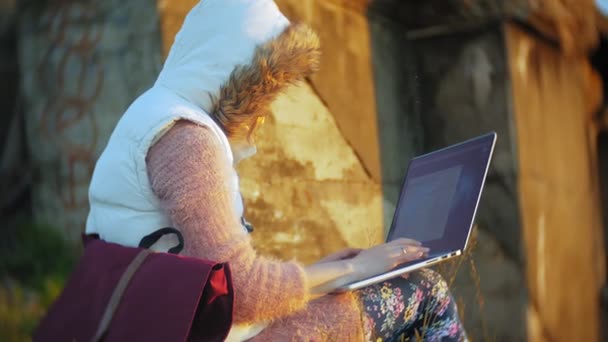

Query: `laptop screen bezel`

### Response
(385, 132, 497, 254)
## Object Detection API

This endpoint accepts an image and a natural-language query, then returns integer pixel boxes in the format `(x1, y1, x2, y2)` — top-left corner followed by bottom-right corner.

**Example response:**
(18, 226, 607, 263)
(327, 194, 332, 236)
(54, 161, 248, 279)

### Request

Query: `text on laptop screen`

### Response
(387, 134, 494, 253)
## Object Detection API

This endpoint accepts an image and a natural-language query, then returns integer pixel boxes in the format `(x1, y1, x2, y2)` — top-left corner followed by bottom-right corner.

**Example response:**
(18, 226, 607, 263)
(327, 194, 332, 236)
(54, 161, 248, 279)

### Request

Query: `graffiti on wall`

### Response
(37, 2, 102, 215)
(19, 0, 162, 240)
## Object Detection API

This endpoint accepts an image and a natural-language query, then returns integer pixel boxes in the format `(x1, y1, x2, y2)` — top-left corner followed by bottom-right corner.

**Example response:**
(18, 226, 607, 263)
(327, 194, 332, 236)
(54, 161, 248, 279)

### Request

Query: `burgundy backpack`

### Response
(34, 233, 234, 342)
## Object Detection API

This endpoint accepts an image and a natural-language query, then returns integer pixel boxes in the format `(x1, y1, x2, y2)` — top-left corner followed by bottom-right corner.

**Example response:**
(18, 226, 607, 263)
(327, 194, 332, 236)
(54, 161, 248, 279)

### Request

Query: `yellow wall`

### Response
(273, 0, 381, 183)
(506, 23, 605, 342)
(238, 84, 384, 263)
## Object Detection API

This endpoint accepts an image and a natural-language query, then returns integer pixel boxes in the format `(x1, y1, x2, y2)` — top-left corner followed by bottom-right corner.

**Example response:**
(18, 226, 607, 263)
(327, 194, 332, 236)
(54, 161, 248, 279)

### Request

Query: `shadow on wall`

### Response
(367, 3, 527, 340)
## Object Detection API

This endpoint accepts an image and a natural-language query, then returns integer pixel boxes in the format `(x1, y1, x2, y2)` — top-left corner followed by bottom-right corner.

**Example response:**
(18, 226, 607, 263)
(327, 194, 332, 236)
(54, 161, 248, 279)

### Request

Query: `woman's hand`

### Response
(315, 248, 363, 264)
(304, 239, 428, 296)
(346, 238, 429, 283)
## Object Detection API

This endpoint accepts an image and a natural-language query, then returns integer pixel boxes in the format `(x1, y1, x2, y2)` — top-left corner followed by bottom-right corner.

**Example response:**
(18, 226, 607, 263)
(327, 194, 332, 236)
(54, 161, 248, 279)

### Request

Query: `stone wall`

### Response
(367, 14, 423, 229)
(17, 0, 163, 240)
(0, 23, 26, 218)
(237, 84, 384, 262)
(409, 27, 522, 263)
(412, 27, 527, 341)
(369, 0, 603, 57)
(275, 0, 382, 184)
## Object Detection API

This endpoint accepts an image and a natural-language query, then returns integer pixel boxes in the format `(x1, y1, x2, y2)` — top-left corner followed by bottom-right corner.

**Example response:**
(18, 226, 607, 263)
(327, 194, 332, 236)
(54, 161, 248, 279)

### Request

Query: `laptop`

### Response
(337, 132, 497, 292)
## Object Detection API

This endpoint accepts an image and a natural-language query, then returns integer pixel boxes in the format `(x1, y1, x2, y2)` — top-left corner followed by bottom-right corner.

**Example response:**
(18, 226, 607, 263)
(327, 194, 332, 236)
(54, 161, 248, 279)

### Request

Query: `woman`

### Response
(85, 1, 468, 341)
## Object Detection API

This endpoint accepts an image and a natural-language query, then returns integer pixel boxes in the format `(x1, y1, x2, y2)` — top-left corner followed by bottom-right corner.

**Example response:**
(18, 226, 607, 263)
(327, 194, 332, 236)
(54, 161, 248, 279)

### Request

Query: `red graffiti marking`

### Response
(61, 149, 96, 210)
(35, 1, 104, 232)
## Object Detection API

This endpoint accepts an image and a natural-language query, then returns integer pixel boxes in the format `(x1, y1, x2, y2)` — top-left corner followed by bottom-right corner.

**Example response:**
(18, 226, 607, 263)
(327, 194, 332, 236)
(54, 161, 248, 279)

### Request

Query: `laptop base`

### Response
(333, 250, 462, 293)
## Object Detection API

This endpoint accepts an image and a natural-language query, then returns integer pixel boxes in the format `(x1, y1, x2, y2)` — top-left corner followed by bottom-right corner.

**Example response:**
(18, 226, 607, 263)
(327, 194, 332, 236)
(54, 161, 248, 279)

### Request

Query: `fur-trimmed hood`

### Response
(155, 0, 320, 140)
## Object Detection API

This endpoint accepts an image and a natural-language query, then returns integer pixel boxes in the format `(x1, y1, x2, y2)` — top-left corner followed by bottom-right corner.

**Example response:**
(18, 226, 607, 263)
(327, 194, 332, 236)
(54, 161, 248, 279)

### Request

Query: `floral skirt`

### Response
(355, 269, 467, 342)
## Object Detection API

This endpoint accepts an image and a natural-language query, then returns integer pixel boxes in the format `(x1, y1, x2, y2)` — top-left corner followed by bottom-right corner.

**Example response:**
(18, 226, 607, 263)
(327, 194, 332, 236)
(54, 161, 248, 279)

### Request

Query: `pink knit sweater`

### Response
(146, 121, 363, 340)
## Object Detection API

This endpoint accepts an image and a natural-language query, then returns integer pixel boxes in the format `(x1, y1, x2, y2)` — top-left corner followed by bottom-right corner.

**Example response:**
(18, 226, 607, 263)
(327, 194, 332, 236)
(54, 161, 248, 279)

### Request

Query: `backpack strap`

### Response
(138, 227, 184, 254)
(92, 249, 152, 342)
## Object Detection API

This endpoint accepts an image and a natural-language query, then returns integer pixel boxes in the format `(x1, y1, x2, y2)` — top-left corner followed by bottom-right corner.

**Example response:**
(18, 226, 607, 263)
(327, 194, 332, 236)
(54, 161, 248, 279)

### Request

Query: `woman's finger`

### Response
(389, 245, 428, 259)
(388, 238, 422, 247)
(389, 253, 423, 268)
(399, 245, 429, 255)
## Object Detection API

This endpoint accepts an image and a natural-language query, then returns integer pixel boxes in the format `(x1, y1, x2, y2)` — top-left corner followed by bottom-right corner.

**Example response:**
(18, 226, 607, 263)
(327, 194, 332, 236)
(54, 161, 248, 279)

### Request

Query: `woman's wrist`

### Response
(337, 259, 359, 286)
(306, 259, 358, 295)
(319, 259, 359, 293)
(340, 259, 356, 280)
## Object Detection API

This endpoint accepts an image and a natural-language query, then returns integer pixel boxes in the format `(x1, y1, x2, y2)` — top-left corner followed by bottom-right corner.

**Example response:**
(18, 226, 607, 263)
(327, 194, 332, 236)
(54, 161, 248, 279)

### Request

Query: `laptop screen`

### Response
(386, 133, 496, 254)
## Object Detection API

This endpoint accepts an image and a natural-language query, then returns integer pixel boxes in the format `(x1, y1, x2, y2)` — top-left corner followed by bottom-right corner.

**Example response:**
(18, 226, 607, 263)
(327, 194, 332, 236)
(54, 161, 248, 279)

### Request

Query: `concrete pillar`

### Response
(506, 23, 605, 341)
(17, 0, 163, 241)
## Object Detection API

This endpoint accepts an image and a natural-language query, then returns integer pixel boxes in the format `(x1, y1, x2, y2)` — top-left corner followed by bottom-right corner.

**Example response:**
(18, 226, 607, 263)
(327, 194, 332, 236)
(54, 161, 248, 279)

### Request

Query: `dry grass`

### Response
(435, 227, 491, 342)
(388, 226, 491, 342)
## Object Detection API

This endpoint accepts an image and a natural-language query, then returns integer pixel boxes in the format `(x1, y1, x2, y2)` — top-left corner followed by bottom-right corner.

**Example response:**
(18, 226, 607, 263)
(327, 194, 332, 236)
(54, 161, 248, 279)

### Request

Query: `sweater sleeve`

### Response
(146, 120, 310, 324)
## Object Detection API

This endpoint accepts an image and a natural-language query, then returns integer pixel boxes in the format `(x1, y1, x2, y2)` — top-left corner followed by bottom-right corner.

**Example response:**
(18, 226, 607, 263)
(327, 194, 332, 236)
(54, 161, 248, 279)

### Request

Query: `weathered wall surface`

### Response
(367, 14, 424, 230)
(411, 27, 522, 264)
(506, 23, 605, 342)
(369, 0, 602, 57)
(237, 84, 384, 263)
(18, 0, 162, 240)
(274, 0, 382, 183)
(0, 25, 23, 210)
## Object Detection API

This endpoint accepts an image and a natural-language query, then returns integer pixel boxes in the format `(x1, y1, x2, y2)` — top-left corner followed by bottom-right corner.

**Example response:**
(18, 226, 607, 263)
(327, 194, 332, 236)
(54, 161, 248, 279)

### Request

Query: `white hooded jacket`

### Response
(86, 0, 320, 340)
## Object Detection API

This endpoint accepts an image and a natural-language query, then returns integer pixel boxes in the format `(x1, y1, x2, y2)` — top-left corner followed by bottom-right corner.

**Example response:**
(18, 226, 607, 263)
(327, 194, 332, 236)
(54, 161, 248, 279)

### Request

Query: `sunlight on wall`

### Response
(237, 84, 384, 263)
(507, 23, 605, 342)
